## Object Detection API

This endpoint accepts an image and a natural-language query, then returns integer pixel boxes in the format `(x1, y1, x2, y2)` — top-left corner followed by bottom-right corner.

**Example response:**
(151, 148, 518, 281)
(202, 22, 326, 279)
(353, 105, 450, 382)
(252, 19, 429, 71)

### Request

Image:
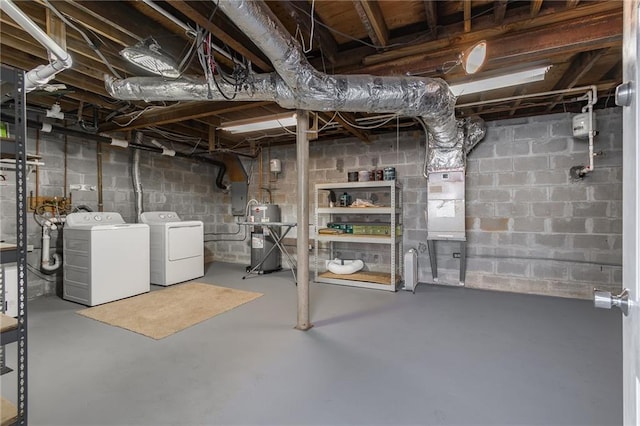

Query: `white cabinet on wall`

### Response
(313, 181, 403, 291)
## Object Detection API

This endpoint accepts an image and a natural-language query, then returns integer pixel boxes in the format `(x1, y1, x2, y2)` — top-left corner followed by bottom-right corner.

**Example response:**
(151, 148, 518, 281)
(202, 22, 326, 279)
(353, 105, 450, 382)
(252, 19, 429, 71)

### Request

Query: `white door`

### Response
(621, 1, 640, 424)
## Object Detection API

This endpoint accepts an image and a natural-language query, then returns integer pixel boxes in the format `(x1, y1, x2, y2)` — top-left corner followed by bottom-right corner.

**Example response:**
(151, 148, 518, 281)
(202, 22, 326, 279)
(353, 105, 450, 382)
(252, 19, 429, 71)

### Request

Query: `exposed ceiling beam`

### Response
(356, 0, 621, 68)
(494, 0, 508, 24)
(509, 87, 529, 116)
(320, 112, 370, 143)
(545, 48, 610, 111)
(531, 0, 544, 18)
(280, 1, 338, 64)
(0, 45, 109, 95)
(463, 0, 472, 32)
(100, 101, 275, 133)
(0, 14, 130, 77)
(32, 0, 139, 47)
(423, 1, 438, 36)
(45, 6, 66, 52)
(356, 7, 622, 75)
(169, 1, 272, 72)
(353, 0, 389, 47)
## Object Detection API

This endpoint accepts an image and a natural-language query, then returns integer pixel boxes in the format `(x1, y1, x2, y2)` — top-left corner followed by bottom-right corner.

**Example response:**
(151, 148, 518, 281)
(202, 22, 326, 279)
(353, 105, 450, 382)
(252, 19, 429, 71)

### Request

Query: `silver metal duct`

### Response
(105, 0, 484, 156)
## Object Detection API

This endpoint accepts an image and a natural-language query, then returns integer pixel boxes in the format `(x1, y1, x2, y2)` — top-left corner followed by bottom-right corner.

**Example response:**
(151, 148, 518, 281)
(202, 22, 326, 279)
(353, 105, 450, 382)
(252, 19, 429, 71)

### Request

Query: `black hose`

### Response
(2, 113, 229, 190)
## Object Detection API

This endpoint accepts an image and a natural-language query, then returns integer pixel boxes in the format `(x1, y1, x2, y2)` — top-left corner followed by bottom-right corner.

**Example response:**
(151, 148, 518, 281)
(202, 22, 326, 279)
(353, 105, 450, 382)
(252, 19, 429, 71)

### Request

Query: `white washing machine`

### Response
(63, 212, 150, 306)
(140, 211, 204, 286)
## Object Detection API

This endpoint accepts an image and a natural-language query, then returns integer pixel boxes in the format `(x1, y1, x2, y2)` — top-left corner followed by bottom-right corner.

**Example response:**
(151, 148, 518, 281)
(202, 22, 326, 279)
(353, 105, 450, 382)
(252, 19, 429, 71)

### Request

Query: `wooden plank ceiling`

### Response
(0, 0, 623, 155)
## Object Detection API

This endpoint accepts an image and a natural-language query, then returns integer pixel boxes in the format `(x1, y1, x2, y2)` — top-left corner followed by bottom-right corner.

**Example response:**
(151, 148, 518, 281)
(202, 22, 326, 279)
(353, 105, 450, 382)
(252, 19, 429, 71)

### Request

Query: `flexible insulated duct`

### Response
(105, 0, 485, 167)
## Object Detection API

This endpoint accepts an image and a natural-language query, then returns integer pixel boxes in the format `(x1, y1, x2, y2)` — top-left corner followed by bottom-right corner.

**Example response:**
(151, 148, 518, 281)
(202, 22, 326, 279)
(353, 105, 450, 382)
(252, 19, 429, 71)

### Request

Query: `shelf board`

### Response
(1, 398, 18, 426)
(316, 271, 398, 291)
(317, 207, 400, 214)
(0, 313, 17, 333)
(316, 180, 401, 191)
(0, 138, 15, 157)
(316, 234, 400, 244)
(0, 243, 17, 265)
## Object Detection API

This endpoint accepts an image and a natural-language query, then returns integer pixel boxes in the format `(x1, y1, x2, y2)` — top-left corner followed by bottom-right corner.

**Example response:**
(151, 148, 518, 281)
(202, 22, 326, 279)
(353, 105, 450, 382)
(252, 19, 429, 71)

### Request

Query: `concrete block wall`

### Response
(1, 128, 222, 299)
(208, 108, 623, 299)
(461, 108, 623, 298)
(1, 108, 621, 300)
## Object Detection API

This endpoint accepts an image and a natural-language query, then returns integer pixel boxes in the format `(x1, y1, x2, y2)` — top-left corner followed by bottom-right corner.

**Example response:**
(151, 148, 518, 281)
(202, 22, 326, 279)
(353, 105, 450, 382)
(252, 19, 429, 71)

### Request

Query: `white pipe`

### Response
(0, 0, 73, 92)
(141, 0, 195, 36)
(579, 86, 599, 176)
(40, 225, 61, 273)
(456, 85, 598, 109)
(132, 149, 143, 222)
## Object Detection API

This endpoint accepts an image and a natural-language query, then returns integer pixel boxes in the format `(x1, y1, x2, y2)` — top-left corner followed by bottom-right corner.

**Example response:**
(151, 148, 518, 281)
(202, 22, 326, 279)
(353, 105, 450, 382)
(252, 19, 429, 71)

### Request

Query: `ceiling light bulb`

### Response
(461, 41, 487, 74)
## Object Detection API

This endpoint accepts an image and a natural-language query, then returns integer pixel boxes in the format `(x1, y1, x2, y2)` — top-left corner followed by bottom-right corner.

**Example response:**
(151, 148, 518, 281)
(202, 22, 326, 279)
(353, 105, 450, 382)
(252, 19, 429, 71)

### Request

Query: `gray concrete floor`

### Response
(3, 261, 622, 426)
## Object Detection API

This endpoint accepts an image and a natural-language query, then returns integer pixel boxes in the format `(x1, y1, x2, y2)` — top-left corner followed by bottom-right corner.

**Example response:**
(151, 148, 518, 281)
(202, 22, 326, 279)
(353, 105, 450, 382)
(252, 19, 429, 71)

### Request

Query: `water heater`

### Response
(248, 204, 282, 274)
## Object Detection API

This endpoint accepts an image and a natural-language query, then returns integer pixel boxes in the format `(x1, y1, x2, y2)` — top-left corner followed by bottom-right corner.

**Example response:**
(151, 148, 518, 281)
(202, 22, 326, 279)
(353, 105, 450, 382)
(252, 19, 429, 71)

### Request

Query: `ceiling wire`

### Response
(42, 0, 124, 79)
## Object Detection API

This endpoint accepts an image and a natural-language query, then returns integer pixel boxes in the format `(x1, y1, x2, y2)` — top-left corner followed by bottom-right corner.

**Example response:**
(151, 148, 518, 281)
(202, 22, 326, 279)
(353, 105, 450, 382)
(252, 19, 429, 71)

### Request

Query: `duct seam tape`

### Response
(110, 138, 128, 148)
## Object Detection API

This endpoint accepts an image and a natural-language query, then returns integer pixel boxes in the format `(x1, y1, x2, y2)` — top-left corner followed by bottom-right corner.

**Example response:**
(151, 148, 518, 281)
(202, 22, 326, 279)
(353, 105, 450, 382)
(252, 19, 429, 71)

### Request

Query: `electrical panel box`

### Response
(230, 181, 248, 216)
(426, 171, 466, 240)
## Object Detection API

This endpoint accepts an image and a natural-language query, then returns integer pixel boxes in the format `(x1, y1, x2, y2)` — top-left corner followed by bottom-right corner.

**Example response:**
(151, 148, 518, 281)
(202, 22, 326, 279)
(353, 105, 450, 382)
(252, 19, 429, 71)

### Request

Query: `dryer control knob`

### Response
(159, 214, 165, 219)
(94, 215, 102, 221)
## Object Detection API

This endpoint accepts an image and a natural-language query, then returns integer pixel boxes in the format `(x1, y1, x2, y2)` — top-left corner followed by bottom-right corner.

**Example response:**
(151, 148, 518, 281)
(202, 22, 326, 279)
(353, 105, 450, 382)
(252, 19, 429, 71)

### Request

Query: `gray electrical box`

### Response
(231, 181, 248, 216)
(426, 171, 466, 240)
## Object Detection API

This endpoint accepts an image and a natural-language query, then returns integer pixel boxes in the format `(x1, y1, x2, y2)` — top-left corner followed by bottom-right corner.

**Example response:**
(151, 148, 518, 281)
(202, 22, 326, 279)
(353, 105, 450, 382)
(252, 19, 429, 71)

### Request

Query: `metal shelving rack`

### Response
(0, 65, 29, 426)
(314, 180, 402, 291)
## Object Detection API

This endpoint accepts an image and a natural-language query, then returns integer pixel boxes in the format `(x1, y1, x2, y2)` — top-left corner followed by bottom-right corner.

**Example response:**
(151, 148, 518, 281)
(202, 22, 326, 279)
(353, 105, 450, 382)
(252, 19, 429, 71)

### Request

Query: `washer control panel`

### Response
(66, 212, 126, 228)
(140, 211, 181, 224)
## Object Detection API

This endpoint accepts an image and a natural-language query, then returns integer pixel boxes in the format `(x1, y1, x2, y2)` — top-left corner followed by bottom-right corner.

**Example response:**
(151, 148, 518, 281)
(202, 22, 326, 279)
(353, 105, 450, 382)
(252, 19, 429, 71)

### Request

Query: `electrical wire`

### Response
(336, 112, 400, 129)
(42, 0, 124, 78)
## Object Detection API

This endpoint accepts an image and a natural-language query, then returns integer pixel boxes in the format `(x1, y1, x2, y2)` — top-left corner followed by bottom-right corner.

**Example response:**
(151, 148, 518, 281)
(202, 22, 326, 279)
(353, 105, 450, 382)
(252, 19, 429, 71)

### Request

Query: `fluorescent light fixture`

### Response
(220, 113, 297, 134)
(449, 65, 550, 97)
(120, 37, 180, 78)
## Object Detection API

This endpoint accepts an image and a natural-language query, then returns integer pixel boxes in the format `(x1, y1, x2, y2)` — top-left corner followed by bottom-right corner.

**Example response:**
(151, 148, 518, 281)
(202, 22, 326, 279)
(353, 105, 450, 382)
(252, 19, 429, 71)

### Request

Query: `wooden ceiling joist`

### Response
(545, 48, 610, 111)
(169, 1, 272, 72)
(531, 0, 544, 18)
(463, 0, 472, 33)
(280, 1, 339, 64)
(494, 0, 508, 24)
(320, 112, 370, 143)
(100, 101, 276, 133)
(359, 0, 621, 68)
(353, 0, 389, 47)
(358, 8, 622, 76)
(423, 1, 437, 36)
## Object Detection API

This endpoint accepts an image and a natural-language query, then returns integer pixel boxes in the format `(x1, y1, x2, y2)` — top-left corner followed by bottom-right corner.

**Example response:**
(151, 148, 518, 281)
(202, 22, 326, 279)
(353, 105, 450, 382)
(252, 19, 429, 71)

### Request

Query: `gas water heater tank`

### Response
(572, 112, 596, 139)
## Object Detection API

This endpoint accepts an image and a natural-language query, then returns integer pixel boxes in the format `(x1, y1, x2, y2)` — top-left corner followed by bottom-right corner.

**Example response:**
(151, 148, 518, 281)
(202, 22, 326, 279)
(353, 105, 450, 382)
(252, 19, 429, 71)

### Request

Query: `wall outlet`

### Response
(453, 252, 461, 258)
(27, 244, 34, 252)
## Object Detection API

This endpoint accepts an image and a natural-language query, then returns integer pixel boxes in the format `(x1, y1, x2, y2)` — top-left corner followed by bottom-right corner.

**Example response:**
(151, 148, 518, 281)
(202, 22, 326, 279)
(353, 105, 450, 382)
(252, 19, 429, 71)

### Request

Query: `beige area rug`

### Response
(77, 282, 263, 339)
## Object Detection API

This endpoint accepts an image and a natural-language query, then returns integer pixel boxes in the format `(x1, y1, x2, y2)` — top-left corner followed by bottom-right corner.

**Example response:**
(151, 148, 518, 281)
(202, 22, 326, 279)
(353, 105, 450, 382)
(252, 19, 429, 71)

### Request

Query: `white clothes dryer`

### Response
(63, 212, 150, 306)
(140, 212, 204, 286)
